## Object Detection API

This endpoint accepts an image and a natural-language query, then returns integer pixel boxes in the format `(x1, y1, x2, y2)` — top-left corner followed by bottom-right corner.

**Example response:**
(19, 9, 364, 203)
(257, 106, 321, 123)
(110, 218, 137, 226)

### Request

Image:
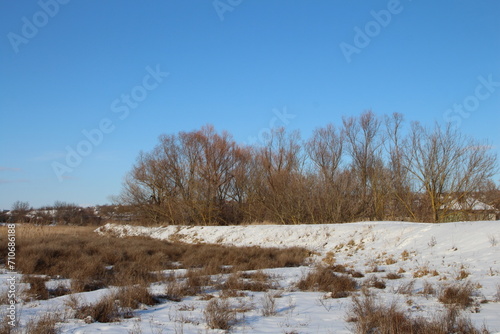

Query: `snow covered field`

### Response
(3, 221, 500, 333)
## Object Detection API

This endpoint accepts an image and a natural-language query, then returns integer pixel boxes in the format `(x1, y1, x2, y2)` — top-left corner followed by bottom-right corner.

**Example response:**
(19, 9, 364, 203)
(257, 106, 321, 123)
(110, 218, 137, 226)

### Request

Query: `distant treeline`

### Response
(116, 111, 499, 225)
(2, 201, 136, 225)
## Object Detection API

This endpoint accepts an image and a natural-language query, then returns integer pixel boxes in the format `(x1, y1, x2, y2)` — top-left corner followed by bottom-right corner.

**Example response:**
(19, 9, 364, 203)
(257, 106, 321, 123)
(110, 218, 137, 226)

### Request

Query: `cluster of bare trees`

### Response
(118, 111, 499, 225)
(6, 201, 101, 225)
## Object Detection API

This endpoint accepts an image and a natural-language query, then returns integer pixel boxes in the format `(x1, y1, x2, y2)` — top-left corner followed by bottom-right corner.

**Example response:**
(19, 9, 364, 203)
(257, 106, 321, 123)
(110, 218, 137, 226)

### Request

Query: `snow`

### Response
(3, 221, 500, 333)
(442, 198, 497, 211)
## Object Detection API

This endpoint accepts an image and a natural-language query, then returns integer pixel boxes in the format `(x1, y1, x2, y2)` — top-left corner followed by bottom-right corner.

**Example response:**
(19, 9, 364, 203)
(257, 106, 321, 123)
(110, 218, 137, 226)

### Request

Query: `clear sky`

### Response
(1, 0, 499, 210)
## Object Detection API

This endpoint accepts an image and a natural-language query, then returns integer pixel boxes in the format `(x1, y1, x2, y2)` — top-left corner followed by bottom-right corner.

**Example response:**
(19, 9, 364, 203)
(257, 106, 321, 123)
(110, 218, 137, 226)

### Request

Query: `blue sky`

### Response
(1, 0, 499, 209)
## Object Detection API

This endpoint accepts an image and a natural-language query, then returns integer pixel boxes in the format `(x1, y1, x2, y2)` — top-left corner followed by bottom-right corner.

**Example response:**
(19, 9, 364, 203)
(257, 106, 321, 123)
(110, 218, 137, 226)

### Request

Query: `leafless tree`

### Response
(342, 111, 387, 220)
(403, 122, 498, 222)
(120, 125, 249, 225)
(306, 124, 343, 183)
(10, 201, 31, 222)
(252, 127, 306, 224)
(305, 124, 347, 223)
(119, 119, 499, 225)
(384, 113, 414, 220)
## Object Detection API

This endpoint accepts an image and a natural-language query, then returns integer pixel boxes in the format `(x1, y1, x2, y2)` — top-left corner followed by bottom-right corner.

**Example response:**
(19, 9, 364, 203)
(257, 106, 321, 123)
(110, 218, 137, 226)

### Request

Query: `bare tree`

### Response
(119, 119, 499, 225)
(10, 201, 31, 222)
(252, 127, 306, 224)
(403, 122, 498, 222)
(306, 124, 343, 183)
(305, 124, 345, 223)
(342, 111, 386, 220)
(120, 125, 249, 225)
(384, 113, 414, 220)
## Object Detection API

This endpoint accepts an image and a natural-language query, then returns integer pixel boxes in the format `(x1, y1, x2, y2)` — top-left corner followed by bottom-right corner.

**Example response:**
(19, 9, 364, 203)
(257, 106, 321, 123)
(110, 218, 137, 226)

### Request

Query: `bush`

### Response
(438, 282, 475, 309)
(297, 265, 357, 298)
(23, 275, 49, 300)
(116, 285, 159, 309)
(363, 276, 386, 290)
(347, 292, 489, 334)
(24, 313, 61, 334)
(261, 292, 278, 316)
(74, 293, 128, 323)
(164, 275, 203, 302)
(204, 298, 236, 330)
(220, 271, 275, 293)
(386, 272, 403, 280)
(25, 313, 61, 334)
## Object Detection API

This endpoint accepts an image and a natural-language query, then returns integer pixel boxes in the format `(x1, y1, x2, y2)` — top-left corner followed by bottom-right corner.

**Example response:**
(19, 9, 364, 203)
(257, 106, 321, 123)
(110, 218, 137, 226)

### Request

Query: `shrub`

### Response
(348, 293, 413, 333)
(0, 313, 18, 334)
(204, 298, 236, 330)
(385, 272, 402, 280)
(363, 276, 386, 290)
(297, 266, 357, 298)
(23, 275, 49, 300)
(494, 284, 500, 302)
(347, 293, 489, 334)
(438, 282, 475, 309)
(261, 292, 278, 316)
(396, 280, 415, 295)
(116, 285, 159, 309)
(24, 313, 61, 334)
(75, 294, 120, 323)
(421, 281, 436, 297)
(220, 271, 275, 293)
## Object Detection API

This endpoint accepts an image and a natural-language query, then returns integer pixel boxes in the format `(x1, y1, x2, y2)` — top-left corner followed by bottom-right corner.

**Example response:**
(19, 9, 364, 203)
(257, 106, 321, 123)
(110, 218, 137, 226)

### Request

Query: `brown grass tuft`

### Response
(363, 276, 386, 290)
(24, 313, 61, 334)
(347, 292, 489, 334)
(23, 275, 49, 300)
(385, 272, 403, 280)
(204, 298, 236, 330)
(297, 266, 357, 298)
(75, 294, 120, 323)
(438, 282, 475, 309)
(219, 271, 276, 293)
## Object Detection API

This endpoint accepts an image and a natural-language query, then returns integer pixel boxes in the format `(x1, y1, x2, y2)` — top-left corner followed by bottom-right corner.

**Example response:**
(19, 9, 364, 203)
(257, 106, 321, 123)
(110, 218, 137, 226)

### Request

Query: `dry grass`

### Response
(438, 282, 475, 309)
(347, 292, 489, 334)
(421, 281, 436, 297)
(494, 284, 500, 302)
(76, 294, 120, 323)
(456, 269, 471, 280)
(219, 271, 276, 293)
(261, 292, 278, 316)
(69, 286, 158, 323)
(297, 265, 357, 298)
(3, 224, 309, 293)
(0, 291, 8, 306)
(385, 272, 403, 280)
(0, 313, 17, 334)
(164, 270, 209, 302)
(23, 275, 49, 300)
(116, 285, 159, 309)
(413, 266, 439, 278)
(24, 313, 62, 334)
(363, 276, 386, 290)
(204, 298, 236, 330)
(396, 280, 416, 295)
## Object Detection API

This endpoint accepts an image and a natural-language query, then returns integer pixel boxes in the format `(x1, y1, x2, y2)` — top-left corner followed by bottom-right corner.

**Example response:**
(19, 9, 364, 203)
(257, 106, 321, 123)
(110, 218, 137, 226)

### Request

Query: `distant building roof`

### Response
(441, 198, 497, 211)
